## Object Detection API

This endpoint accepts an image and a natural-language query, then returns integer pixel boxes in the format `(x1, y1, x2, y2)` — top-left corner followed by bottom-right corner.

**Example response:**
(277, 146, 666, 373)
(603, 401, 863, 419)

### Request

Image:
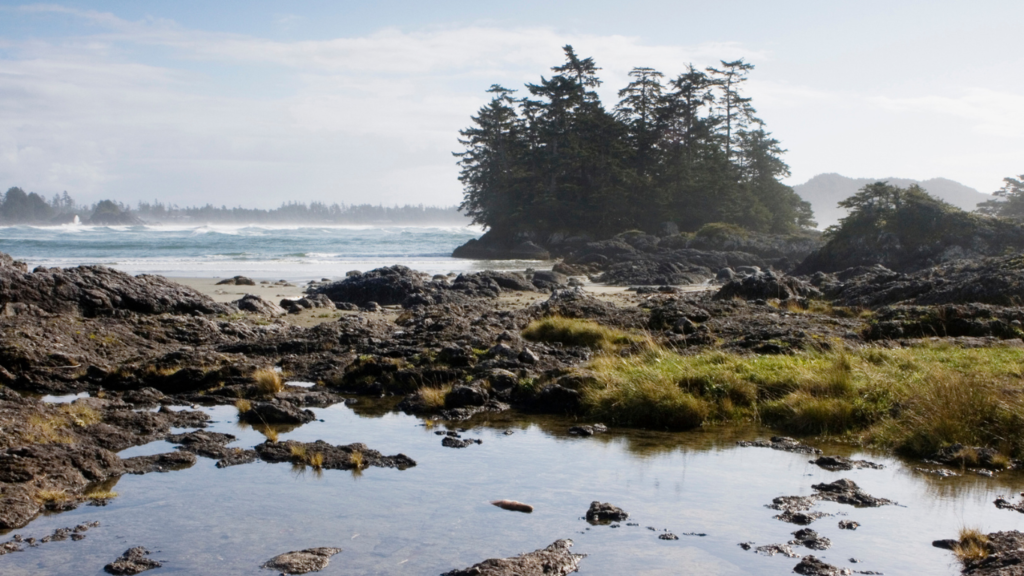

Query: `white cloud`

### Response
(0, 5, 1021, 208)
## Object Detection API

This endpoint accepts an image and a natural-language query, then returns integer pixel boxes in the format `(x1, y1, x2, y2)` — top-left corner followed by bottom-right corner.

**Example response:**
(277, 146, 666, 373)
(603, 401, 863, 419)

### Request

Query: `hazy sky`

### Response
(1, 1, 1022, 207)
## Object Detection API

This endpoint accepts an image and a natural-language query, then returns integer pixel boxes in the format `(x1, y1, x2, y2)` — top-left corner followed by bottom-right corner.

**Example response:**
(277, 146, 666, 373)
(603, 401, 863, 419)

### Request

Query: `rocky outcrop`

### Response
(104, 547, 161, 575)
(0, 259, 231, 316)
(261, 547, 342, 574)
(441, 539, 584, 576)
(714, 270, 821, 301)
(253, 440, 416, 471)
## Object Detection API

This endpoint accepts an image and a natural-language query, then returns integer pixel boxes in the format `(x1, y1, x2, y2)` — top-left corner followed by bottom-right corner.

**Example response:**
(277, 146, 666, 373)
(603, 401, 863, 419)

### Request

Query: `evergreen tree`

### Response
(977, 175, 1024, 221)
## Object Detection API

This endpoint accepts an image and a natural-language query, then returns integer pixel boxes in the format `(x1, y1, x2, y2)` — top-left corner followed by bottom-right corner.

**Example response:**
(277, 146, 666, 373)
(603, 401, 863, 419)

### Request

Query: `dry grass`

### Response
(234, 398, 252, 414)
(83, 489, 118, 500)
(34, 489, 69, 504)
(308, 452, 324, 469)
(289, 444, 307, 461)
(584, 342, 1024, 457)
(417, 385, 452, 410)
(953, 527, 989, 563)
(350, 450, 364, 470)
(59, 403, 101, 427)
(258, 425, 279, 443)
(522, 317, 635, 351)
(253, 368, 284, 396)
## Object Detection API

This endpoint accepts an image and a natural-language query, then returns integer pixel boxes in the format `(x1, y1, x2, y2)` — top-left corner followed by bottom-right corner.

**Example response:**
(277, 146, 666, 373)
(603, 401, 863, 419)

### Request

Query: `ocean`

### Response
(0, 223, 542, 281)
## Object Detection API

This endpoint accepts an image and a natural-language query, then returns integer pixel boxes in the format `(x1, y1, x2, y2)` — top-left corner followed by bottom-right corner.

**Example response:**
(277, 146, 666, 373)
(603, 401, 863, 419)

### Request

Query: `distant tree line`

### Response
(456, 46, 815, 242)
(0, 187, 468, 225)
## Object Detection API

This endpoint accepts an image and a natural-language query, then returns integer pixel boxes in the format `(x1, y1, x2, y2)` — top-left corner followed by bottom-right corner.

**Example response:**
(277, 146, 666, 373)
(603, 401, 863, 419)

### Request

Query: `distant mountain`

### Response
(792, 173, 991, 228)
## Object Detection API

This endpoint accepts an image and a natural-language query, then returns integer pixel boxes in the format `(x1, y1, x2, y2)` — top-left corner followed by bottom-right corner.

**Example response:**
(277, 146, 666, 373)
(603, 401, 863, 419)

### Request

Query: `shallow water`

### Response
(2, 402, 1022, 575)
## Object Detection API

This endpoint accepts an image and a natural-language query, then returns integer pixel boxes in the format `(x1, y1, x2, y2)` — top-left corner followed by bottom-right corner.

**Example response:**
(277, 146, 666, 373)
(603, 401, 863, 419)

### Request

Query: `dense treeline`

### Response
(456, 46, 815, 242)
(0, 187, 467, 225)
(977, 174, 1024, 221)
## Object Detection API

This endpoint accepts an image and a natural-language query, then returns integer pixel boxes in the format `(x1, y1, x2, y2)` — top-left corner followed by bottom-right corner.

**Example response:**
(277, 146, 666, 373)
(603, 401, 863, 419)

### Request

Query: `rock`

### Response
(737, 436, 822, 454)
(0, 258, 230, 316)
(518, 348, 539, 364)
(586, 501, 628, 524)
(995, 495, 1024, 514)
(790, 528, 831, 550)
(714, 270, 822, 302)
(446, 384, 489, 408)
(811, 455, 884, 471)
(104, 547, 162, 575)
(254, 440, 416, 471)
(233, 294, 286, 316)
(532, 384, 580, 414)
(754, 544, 799, 558)
(812, 479, 893, 507)
(216, 276, 255, 286)
(491, 500, 534, 513)
(531, 270, 567, 291)
(307, 265, 427, 307)
(568, 424, 607, 437)
(793, 555, 851, 576)
(261, 547, 341, 574)
(658, 533, 679, 540)
(123, 451, 197, 474)
(442, 436, 482, 448)
(441, 539, 584, 576)
(239, 401, 316, 425)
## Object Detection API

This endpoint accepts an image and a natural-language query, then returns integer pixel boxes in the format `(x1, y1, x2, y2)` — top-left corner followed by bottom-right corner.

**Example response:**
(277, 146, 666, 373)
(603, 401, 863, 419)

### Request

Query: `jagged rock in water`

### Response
(812, 479, 893, 507)
(586, 501, 628, 524)
(238, 401, 316, 425)
(261, 547, 342, 574)
(254, 440, 415, 470)
(811, 455, 884, 471)
(737, 436, 822, 454)
(793, 555, 851, 576)
(790, 528, 832, 550)
(441, 539, 584, 576)
(104, 547, 162, 575)
(122, 451, 197, 474)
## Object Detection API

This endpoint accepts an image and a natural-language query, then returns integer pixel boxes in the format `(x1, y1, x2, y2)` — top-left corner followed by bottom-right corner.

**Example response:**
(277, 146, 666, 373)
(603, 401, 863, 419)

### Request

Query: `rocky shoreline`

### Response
(3, 249, 1024, 574)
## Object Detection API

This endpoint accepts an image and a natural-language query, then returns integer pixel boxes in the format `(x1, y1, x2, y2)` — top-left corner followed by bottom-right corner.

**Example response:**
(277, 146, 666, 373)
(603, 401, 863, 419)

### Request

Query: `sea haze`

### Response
(0, 224, 539, 281)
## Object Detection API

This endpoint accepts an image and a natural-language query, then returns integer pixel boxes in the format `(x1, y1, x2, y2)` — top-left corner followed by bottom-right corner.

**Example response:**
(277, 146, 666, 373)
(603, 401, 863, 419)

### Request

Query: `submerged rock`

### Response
(994, 495, 1024, 514)
(737, 436, 822, 454)
(104, 547, 162, 575)
(790, 528, 832, 550)
(441, 539, 584, 576)
(811, 455, 884, 471)
(586, 501, 629, 524)
(793, 555, 851, 576)
(123, 451, 197, 474)
(261, 547, 341, 574)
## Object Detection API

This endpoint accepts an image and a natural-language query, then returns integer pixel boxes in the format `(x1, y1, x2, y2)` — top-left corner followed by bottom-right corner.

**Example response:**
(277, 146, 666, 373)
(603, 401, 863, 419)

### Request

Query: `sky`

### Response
(1, 1, 1022, 208)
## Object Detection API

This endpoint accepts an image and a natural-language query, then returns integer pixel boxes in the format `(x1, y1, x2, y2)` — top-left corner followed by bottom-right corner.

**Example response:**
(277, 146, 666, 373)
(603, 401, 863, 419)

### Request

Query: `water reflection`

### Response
(2, 401, 1021, 576)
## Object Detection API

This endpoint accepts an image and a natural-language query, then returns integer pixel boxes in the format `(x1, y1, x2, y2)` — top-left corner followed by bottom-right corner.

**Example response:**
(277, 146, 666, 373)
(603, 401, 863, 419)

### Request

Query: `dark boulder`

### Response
(233, 294, 285, 316)
(104, 547, 161, 575)
(239, 401, 316, 425)
(261, 547, 342, 575)
(586, 501, 628, 524)
(714, 270, 821, 301)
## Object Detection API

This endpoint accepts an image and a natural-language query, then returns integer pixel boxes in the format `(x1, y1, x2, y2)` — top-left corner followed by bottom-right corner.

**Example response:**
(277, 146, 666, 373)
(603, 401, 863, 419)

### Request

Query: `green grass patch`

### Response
(522, 317, 635, 350)
(582, 343, 1024, 458)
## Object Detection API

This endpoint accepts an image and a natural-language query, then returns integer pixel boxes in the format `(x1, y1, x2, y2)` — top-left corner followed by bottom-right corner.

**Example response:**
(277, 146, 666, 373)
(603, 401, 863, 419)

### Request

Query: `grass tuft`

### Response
(253, 368, 284, 396)
(84, 490, 118, 500)
(953, 527, 989, 563)
(34, 489, 69, 503)
(416, 385, 452, 410)
(350, 450, 364, 470)
(234, 398, 252, 414)
(308, 452, 324, 469)
(522, 317, 634, 350)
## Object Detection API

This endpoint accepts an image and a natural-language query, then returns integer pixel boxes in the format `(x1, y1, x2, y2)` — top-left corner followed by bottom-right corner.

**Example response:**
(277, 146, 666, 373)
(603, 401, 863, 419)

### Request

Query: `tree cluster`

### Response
(456, 46, 814, 242)
(0, 186, 466, 226)
(977, 175, 1024, 221)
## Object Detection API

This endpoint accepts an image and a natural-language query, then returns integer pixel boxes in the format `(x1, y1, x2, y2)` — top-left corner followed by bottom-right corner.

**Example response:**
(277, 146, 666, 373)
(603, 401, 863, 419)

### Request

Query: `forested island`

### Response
(0, 187, 468, 226)
(455, 46, 814, 258)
